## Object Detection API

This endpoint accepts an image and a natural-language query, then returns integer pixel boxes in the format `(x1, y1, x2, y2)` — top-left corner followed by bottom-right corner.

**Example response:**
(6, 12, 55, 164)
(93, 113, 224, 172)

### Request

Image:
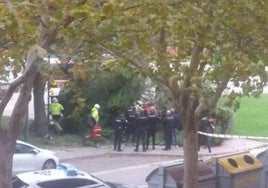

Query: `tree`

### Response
(1, 1, 268, 188)
(33, 72, 48, 135)
(76, 1, 268, 188)
(0, 1, 144, 187)
(0, 1, 76, 187)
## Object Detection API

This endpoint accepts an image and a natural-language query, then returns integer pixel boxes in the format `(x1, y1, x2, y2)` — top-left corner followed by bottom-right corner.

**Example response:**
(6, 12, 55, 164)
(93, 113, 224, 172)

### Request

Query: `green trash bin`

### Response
(215, 152, 263, 188)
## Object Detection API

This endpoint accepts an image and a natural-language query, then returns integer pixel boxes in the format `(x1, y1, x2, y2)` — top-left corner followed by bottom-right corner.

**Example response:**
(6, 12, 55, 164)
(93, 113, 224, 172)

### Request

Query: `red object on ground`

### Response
(90, 125, 102, 138)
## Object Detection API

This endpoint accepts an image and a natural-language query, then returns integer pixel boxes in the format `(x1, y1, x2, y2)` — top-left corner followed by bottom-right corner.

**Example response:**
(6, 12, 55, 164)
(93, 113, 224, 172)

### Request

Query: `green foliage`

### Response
(58, 66, 146, 132)
(154, 89, 172, 111)
(104, 69, 145, 112)
(1, 0, 267, 112)
(1, 1, 268, 187)
(90, 0, 268, 116)
(3, 1, 266, 116)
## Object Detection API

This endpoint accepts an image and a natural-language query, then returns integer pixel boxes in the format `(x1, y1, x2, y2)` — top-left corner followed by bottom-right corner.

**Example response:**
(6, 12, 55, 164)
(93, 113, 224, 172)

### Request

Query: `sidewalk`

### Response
(54, 138, 268, 161)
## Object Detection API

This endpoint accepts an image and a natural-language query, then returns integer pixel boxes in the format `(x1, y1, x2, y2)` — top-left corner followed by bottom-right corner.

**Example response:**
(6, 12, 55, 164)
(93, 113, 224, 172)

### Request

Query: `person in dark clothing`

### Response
(113, 113, 128, 152)
(162, 110, 174, 150)
(134, 110, 148, 152)
(198, 117, 214, 153)
(125, 106, 137, 146)
(146, 107, 159, 150)
(171, 108, 182, 148)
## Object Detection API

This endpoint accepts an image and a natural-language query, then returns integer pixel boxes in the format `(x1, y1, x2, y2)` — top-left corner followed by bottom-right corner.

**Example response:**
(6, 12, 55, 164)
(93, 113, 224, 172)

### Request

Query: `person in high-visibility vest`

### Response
(90, 104, 100, 125)
(49, 97, 64, 133)
(83, 104, 101, 139)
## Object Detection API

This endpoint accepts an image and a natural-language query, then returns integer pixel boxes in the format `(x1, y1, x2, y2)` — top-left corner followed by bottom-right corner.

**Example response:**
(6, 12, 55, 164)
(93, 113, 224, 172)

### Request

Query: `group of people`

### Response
(112, 102, 183, 152)
(112, 102, 217, 153)
(47, 97, 215, 153)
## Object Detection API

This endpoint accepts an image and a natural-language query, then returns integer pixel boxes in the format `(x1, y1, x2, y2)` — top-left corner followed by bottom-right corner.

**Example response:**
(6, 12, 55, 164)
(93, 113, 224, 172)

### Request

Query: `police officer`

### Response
(113, 113, 128, 152)
(134, 110, 148, 152)
(162, 110, 174, 150)
(171, 108, 182, 148)
(198, 116, 212, 153)
(146, 107, 158, 150)
(125, 106, 137, 146)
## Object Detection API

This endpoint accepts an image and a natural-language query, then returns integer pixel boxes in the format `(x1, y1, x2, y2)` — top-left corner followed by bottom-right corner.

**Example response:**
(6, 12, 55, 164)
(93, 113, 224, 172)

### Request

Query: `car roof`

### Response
(15, 164, 104, 185)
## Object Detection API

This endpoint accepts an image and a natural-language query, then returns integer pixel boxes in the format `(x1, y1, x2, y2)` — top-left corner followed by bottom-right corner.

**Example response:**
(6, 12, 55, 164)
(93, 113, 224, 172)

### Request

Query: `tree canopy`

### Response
(1, 1, 268, 188)
(71, 1, 268, 188)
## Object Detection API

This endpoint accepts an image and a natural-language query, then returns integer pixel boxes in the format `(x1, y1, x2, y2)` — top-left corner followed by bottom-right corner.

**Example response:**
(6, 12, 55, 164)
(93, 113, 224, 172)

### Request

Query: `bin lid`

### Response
(146, 161, 215, 185)
(217, 153, 263, 175)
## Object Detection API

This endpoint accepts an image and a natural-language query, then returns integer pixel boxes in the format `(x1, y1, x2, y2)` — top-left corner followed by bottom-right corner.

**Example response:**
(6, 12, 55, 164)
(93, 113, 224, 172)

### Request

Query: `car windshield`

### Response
(12, 176, 113, 188)
(37, 178, 102, 188)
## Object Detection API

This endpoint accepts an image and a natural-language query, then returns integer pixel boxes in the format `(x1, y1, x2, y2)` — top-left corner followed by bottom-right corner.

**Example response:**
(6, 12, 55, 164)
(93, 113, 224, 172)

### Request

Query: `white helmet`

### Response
(137, 100, 143, 105)
(52, 97, 58, 103)
(94, 104, 100, 109)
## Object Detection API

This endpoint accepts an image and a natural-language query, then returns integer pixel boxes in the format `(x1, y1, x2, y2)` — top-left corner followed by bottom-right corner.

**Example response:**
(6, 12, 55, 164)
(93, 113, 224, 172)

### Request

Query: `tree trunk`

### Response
(0, 131, 16, 188)
(0, 20, 53, 187)
(0, 53, 37, 188)
(0, 4, 56, 187)
(183, 117, 199, 188)
(33, 72, 49, 136)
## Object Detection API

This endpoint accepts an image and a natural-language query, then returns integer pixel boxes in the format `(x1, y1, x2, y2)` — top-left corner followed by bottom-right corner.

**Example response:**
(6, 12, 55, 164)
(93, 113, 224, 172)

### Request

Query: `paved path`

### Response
(50, 138, 268, 188)
(53, 138, 268, 161)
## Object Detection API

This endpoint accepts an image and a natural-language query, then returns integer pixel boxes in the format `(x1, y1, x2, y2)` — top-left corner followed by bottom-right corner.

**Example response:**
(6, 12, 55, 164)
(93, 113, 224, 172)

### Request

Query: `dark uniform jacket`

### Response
(114, 115, 128, 131)
(136, 114, 148, 130)
(172, 113, 182, 131)
(163, 114, 174, 131)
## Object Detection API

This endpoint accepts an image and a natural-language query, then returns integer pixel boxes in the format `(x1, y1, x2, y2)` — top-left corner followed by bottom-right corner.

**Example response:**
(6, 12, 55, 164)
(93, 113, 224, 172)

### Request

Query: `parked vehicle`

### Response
(12, 163, 137, 188)
(13, 140, 59, 176)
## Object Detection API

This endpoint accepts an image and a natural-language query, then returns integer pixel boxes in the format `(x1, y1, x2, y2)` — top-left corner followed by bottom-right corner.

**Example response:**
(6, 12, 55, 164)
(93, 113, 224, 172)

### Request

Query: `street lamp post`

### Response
(47, 55, 51, 123)
(23, 104, 29, 142)
(47, 81, 50, 123)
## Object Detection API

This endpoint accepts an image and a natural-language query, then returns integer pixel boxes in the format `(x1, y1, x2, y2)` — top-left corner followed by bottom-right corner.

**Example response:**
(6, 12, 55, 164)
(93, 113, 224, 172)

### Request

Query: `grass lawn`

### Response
(19, 131, 84, 149)
(234, 94, 268, 137)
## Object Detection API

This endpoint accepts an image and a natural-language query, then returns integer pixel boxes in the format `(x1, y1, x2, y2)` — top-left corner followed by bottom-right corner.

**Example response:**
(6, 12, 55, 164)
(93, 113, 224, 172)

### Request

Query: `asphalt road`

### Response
(62, 154, 183, 188)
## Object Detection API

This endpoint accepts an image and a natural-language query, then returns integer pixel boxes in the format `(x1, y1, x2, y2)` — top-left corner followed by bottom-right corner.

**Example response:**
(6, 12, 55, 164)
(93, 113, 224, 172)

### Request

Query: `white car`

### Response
(12, 163, 137, 188)
(13, 140, 59, 176)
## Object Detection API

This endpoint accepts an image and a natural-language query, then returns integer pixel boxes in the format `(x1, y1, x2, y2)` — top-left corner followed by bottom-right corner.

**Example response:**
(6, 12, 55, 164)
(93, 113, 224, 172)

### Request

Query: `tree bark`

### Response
(0, 13, 54, 186)
(0, 131, 16, 188)
(33, 72, 49, 136)
(0, 52, 38, 188)
(183, 120, 199, 188)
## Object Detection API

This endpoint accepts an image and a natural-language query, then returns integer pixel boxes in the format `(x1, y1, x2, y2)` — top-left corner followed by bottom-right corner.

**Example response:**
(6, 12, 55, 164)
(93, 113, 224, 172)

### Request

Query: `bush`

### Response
(210, 107, 234, 146)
